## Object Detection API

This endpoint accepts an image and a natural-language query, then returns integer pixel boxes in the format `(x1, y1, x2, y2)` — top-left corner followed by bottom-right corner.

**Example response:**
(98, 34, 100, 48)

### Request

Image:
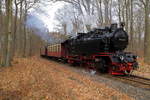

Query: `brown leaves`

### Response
(133, 58, 150, 78)
(0, 57, 134, 100)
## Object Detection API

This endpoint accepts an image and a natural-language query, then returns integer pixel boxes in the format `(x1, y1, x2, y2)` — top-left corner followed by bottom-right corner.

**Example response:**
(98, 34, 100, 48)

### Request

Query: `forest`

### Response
(0, 0, 150, 67)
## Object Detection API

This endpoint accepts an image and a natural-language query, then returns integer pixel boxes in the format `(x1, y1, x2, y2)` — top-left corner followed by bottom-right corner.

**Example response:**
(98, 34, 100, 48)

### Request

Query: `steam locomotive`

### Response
(41, 23, 138, 75)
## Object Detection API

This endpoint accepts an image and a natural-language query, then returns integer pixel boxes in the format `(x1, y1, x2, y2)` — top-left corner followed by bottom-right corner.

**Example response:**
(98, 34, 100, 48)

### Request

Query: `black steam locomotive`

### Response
(41, 23, 138, 75)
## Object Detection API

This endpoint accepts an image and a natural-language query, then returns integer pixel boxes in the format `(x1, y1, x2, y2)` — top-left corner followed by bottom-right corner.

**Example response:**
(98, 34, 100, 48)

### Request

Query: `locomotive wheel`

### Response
(62, 58, 68, 63)
(95, 59, 108, 73)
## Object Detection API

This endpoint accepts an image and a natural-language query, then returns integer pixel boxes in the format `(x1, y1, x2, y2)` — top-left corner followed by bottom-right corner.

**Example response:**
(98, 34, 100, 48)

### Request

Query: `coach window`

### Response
(57, 45, 59, 52)
(53, 45, 55, 52)
(54, 45, 56, 52)
(59, 44, 61, 52)
(56, 45, 57, 52)
(49, 46, 50, 51)
(59, 45, 60, 52)
(58, 45, 60, 52)
(59, 45, 61, 52)
(53, 46, 54, 52)
(53, 45, 54, 52)
(50, 46, 51, 52)
(57, 45, 58, 52)
(58, 44, 59, 52)
(52, 46, 53, 52)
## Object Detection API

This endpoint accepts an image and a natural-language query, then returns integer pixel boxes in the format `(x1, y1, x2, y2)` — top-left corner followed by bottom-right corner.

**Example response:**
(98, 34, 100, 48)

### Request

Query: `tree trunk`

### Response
(104, 0, 109, 26)
(13, 0, 19, 57)
(118, 0, 122, 24)
(99, 0, 103, 25)
(5, 0, 13, 66)
(109, 0, 112, 24)
(125, 0, 129, 33)
(129, 0, 134, 50)
(18, 1, 23, 57)
(144, 0, 150, 63)
(0, 0, 2, 66)
(23, 0, 29, 57)
(0, 0, 2, 26)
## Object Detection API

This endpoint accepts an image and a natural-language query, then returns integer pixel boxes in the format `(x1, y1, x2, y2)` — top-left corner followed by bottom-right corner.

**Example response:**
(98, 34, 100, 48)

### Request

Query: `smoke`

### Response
(26, 13, 50, 41)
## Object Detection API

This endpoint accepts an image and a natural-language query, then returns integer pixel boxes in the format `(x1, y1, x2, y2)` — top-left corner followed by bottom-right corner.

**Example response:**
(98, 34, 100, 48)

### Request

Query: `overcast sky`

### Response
(28, 1, 65, 32)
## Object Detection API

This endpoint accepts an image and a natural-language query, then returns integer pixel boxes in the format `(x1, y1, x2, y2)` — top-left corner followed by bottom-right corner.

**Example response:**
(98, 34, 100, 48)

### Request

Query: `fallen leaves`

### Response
(0, 57, 134, 100)
(133, 58, 150, 78)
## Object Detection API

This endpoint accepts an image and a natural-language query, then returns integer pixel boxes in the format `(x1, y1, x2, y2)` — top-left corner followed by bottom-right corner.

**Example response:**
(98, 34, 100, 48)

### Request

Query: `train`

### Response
(41, 23, 139, 75)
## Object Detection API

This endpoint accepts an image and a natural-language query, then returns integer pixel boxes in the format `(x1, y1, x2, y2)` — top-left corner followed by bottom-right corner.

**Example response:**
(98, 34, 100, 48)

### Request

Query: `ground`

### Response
(133, 58, 150, 78)
(0, 57, 134, 100)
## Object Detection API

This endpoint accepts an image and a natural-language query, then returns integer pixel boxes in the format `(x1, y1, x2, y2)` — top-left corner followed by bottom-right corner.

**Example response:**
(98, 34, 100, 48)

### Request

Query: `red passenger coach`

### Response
(41, 44, 62, 58)
(47, 44, 62, 57)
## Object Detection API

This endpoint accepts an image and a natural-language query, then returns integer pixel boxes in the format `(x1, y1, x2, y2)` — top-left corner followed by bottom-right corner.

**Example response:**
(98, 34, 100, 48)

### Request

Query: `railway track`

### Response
(117, 75, 150, 89)
(100, 74, 150, 90)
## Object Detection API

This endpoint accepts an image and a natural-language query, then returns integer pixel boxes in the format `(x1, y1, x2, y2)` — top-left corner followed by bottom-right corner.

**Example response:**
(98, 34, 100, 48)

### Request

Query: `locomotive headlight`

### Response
(120, 56, 124, 61)
(95, 58, 100, 62)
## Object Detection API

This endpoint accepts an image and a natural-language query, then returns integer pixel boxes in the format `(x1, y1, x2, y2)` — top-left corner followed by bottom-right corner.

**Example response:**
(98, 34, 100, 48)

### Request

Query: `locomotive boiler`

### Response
(66, 23, 128, 56)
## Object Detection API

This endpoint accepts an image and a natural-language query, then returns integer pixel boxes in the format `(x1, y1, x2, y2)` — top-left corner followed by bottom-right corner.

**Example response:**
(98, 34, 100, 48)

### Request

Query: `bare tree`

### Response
(0, 0, 45, 66)
(4, 0, 13, 66)
(104, 0, 110, 26)
(139, 0, 150, 63)
(95, 0, 103, 26)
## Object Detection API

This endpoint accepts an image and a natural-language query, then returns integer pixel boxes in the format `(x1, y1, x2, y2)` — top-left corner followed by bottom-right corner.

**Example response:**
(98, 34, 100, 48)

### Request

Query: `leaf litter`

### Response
(0, 57, 134, 100)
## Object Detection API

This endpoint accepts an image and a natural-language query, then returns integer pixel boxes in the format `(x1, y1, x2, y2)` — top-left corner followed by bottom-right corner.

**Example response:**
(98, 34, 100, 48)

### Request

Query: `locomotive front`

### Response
(110, 28, 128, 51)
(100, 24, 138, 75)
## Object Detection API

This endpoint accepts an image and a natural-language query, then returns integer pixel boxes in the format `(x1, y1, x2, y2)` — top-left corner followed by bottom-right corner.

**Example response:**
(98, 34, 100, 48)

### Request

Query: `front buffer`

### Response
(94, 52, 138, 75)
(108, 52, 138, 75)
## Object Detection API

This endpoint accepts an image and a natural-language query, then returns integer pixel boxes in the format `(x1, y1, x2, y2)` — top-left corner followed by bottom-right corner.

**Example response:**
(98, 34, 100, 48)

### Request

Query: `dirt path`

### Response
(0, 57, 133, 100)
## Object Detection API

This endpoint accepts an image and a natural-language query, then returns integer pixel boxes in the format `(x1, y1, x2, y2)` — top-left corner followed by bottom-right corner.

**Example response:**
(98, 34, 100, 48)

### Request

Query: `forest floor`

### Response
(0, 57, 134, 100)
(132, 58, 150, 79)
(0, 57, 149, 100)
